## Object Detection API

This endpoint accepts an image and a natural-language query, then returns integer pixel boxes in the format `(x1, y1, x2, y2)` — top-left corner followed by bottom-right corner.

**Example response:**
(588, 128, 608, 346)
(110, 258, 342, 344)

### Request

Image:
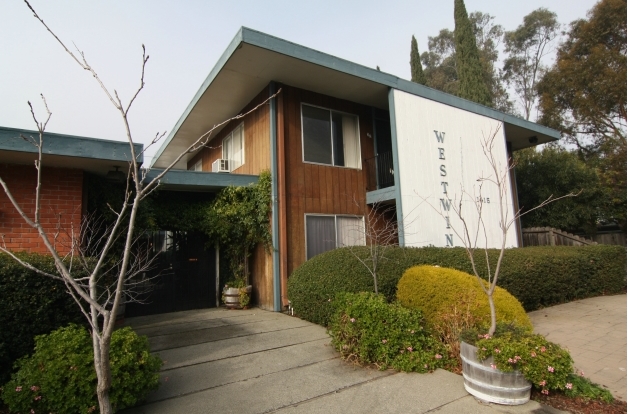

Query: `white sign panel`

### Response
(392, 89, 518, 248)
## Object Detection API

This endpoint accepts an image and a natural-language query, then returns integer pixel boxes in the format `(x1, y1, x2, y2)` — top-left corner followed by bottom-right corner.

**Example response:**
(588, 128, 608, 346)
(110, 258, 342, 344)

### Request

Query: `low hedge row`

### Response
(0, 252, 85, 384)
(287, 245, 626, 326)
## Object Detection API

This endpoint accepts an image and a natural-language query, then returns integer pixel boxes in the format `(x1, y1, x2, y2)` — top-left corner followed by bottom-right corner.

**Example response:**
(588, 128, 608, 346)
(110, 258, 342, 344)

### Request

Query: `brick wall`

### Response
(0, 164, 83, 255)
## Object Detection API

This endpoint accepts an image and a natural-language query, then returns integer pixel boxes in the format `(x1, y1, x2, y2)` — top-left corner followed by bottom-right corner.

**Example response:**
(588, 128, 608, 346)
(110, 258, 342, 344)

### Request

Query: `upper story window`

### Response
(301, 104, 361, 169)
(188, 159, 202, 171)
(223, 123, 244, 172)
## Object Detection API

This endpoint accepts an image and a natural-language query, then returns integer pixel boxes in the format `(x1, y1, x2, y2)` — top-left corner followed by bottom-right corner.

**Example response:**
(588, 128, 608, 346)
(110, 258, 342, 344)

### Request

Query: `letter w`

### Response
(434, 130, 445, 143)
(440, 198, 452, 211)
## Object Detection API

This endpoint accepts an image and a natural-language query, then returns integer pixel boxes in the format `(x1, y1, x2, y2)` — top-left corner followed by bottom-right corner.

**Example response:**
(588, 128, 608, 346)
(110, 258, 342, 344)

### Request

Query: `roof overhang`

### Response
(0, 126, 143, 176)
(144, 169, 258, 192)
(152, 27, 559, 168)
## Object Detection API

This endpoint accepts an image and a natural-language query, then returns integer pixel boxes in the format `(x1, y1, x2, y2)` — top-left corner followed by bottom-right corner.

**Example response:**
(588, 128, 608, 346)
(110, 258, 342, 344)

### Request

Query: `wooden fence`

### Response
(522, 227, 597, 247)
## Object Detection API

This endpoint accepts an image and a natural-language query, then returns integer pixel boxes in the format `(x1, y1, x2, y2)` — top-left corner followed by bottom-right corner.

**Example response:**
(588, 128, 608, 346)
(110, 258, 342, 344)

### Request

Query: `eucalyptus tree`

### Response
(502, 8, 560, 120)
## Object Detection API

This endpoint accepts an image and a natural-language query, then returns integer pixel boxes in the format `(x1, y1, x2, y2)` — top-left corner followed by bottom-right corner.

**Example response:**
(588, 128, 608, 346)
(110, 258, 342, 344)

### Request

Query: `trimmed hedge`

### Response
(287, 245, 626, 326)
(397, 265, 532, 329)
(0, 252, 86, 384)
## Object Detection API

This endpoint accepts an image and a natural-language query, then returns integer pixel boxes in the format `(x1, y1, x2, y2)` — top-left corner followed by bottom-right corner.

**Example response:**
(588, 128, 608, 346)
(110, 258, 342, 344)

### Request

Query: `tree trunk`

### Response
(487, 292, 497, 336)
(93, 329, 113, 414)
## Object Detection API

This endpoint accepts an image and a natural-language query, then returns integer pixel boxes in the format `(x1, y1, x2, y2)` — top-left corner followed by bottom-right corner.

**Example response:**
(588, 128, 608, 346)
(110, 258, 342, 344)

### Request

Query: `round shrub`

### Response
(329, 292, 449, 372)
(396, 265, 532, 330)
(2, 324, 162, 414)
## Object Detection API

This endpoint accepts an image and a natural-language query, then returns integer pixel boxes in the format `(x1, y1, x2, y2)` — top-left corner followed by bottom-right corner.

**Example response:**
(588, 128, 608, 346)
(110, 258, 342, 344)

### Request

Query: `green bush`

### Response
(0, 252, 86, 384)
(287, 245, 626, 326)
(1, 324, 162, 414)
(396, 265, 532, 330)
(329, 292, 449, 372)
(475, 332, 573, 394)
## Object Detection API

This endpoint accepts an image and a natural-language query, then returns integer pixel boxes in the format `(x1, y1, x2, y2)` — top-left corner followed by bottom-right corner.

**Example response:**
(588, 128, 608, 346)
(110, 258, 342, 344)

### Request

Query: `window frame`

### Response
(188, 159, 202, 172)
(304, 213, 366, 260)
(300, 103, 362, 170)
(222, 122, 245, 172)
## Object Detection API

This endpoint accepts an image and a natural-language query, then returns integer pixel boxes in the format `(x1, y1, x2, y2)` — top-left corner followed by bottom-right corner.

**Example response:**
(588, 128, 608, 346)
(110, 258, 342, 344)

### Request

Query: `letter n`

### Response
(445, 234, 454, 246)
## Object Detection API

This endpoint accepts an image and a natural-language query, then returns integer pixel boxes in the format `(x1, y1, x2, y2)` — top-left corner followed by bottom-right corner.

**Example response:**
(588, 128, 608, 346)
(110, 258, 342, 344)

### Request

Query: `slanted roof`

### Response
(0, 126, 143, 175)
(152, 27, 559, 169)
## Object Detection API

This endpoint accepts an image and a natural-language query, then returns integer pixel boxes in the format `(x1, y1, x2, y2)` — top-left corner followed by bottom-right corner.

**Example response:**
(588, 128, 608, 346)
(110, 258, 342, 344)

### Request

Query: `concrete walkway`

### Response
(121, 308, 565, 414)
(529, 294, 627, 401)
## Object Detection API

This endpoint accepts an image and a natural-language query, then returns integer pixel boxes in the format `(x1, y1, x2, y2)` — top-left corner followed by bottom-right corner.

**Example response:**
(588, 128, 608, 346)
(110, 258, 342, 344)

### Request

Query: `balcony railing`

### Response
(365, 151, 395, 191)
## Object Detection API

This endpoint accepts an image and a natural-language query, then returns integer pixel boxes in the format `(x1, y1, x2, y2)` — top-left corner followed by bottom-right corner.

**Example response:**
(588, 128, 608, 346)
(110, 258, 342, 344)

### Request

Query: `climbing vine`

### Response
(201, 170, 272, 284)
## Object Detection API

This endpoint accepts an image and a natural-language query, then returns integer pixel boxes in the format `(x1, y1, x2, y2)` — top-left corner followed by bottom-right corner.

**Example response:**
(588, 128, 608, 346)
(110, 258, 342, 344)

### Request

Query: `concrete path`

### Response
(121, 308, 563, 414)
(528, 294, 627, 401)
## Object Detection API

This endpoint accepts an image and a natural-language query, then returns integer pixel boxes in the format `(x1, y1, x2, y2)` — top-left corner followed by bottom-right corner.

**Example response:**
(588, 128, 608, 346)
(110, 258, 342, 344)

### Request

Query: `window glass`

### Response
(222, 124, 244, 171)
(306, 215, 365, 260)
(306, 216, 336, 260)
(302, 105, 332, 164)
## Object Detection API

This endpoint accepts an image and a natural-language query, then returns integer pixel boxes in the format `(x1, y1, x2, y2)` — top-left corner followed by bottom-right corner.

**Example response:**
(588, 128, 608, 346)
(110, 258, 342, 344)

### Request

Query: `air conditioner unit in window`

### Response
(211, 159, 230, 173)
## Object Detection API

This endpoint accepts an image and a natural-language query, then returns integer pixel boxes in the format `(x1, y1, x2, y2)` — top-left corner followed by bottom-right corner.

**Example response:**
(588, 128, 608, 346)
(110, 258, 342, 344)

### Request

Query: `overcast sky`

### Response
(1, 0, 598, 165)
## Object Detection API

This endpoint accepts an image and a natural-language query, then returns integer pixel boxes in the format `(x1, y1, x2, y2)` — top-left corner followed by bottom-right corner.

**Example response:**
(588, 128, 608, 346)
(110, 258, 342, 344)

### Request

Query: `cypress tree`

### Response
(410, 35, 427, 85)
(454, 0, 492, 106)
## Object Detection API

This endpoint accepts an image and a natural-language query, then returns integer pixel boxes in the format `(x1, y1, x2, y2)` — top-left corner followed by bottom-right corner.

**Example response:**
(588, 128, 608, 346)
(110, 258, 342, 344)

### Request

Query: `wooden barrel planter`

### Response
(223, 285, 252, 309)
(460, 341, 531, 405)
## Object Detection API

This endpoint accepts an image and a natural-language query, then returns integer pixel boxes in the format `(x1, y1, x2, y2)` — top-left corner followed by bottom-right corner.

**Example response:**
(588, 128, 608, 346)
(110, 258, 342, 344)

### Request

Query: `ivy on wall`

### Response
(201, 170, 272, 284)
(85, 170, 272, 283)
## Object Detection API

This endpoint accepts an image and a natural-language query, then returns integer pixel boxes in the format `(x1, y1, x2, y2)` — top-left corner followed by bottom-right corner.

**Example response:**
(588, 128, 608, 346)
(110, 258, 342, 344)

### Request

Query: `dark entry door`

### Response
(125, 231, 216, 317)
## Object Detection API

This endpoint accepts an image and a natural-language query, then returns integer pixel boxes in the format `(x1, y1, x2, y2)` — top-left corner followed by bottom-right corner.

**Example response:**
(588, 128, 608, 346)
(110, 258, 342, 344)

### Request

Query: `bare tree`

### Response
(422, 125, 575, 336)
(0, 2, 279, 413)
(342, 200, 398, 294)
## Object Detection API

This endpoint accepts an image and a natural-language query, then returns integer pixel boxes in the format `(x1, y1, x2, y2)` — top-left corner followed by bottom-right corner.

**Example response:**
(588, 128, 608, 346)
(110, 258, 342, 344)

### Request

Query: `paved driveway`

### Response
(122, 308, 561, 414)
(529, 294, 627, 401)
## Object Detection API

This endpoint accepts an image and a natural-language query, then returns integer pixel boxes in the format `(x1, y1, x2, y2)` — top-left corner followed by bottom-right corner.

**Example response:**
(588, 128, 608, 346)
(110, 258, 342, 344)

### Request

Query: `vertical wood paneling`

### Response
(187, 87, 271, 176)
(282, 85, 376, 276)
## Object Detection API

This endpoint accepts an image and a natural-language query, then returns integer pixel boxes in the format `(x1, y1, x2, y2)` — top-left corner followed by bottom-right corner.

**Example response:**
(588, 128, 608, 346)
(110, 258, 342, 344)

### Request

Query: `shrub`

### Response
(329, 292, 449, 372)
(475, 331, 573, 395)
(0, 252, 86, 384)
(2, 324, 162, 414)
(396, 265, 532, 330)
(287, 245, 626, 326)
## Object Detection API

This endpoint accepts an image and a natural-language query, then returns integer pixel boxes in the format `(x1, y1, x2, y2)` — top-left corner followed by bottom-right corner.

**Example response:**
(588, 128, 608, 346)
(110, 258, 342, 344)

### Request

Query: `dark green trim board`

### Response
(152, 26, 559, 168)
(151, 29, 246, 165)
(387, 88, 404, 246)
(238, 28, 559, 139)
(366, 186, 396, 204)
(144, 169, 258, 189)
(269, 82, 281, 312)
(0, 126, 143, 163)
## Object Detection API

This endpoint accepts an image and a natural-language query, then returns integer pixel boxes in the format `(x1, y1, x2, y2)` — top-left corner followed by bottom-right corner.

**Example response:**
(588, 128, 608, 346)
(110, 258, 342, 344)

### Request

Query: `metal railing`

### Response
(365, 151, 395, 191)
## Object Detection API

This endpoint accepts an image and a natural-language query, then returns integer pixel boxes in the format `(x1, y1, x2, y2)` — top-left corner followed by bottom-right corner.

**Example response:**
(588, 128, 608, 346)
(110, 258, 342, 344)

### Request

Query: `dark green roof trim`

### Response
(240, 28, 559, 140)
(366, 186, 396, 205)
(151, 28, 246, 165)
(152, 27, 559, 167)
(0, 126, 143, 163)
(144, 169, 258, 189)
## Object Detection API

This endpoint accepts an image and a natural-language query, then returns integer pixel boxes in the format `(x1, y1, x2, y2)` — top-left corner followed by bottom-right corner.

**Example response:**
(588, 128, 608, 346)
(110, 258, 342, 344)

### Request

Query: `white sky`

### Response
(1, 0, 598, 165)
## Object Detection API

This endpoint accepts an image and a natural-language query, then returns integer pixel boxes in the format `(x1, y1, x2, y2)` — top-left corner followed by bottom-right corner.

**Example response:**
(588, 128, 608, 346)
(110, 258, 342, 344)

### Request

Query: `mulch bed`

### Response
(532, 389, 627, 414)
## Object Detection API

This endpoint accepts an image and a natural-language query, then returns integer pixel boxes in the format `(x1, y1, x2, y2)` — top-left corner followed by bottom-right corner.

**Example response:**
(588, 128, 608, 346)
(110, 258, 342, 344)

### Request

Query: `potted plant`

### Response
(222, 278, 252, 309)
(435, 129, 576, 404)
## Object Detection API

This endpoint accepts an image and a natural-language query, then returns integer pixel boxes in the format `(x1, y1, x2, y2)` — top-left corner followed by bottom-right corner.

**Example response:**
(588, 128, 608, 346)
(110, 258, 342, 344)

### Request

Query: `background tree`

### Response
(410, 35, 427, 85)
(515, 146, 606, 235)
(453, 0, 492, 106)
(536, 0, 626, 229)
(420, 11, 512, 111)
(502, 8, 560, 120)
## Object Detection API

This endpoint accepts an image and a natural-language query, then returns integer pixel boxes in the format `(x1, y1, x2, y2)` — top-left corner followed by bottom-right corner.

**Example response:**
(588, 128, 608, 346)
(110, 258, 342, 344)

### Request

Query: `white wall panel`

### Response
(392, 89, 518, 248)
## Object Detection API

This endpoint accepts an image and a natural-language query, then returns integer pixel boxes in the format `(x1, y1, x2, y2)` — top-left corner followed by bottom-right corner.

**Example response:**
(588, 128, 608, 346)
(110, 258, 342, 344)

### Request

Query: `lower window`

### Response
(305, 215, 365, 260)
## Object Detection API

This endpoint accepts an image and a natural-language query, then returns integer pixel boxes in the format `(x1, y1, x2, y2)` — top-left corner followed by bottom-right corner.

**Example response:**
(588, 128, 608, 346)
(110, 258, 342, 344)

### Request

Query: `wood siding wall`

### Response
(280, 85, 376, 276)
(188, 87, 271, 175)
(188, 87, 273, 309)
